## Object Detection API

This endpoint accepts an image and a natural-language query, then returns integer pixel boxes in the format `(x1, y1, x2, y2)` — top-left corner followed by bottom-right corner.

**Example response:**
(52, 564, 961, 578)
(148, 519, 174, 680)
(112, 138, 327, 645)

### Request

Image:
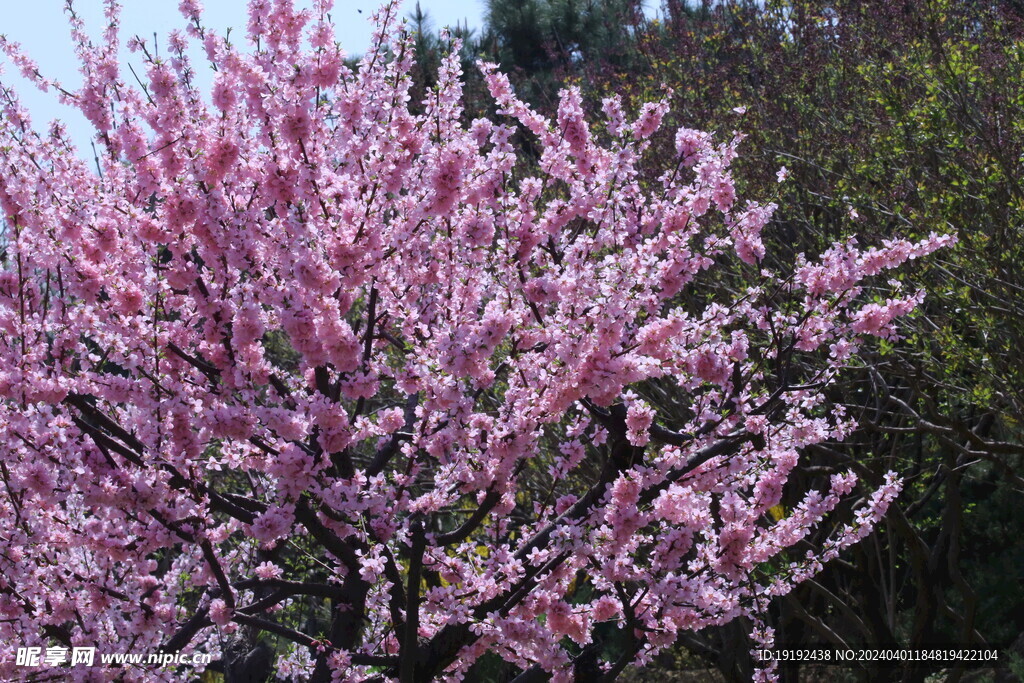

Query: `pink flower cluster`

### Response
(0, 2, 952, 681)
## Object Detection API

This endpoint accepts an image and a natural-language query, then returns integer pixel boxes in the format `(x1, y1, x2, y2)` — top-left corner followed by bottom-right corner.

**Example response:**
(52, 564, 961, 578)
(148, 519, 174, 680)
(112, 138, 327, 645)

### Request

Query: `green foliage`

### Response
(439, 0, 1024, 677)
(481, 0, 643, 108)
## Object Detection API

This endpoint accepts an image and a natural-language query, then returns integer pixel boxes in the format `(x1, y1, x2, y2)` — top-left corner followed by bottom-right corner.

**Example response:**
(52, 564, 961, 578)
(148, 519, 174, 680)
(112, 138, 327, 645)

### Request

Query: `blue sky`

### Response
(1, 1, 485, 153)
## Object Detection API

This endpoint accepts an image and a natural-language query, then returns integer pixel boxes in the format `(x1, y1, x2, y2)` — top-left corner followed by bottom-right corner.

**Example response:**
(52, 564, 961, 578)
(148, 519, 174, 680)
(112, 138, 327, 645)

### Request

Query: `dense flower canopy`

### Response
(0, 1, 952, 680)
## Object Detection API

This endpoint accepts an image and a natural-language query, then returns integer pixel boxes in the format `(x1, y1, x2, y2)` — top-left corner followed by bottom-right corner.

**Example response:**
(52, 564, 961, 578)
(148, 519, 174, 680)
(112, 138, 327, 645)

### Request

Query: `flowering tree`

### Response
(0, 1, 953, 681)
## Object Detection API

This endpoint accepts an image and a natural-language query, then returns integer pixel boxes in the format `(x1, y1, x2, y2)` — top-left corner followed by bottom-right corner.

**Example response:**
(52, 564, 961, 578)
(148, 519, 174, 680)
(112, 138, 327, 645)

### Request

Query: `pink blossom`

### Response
(0, 3, 951, 679)
(625, 397, 655, 447)
(209, 599, 232, 627)
(255, 562, 283, 580)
